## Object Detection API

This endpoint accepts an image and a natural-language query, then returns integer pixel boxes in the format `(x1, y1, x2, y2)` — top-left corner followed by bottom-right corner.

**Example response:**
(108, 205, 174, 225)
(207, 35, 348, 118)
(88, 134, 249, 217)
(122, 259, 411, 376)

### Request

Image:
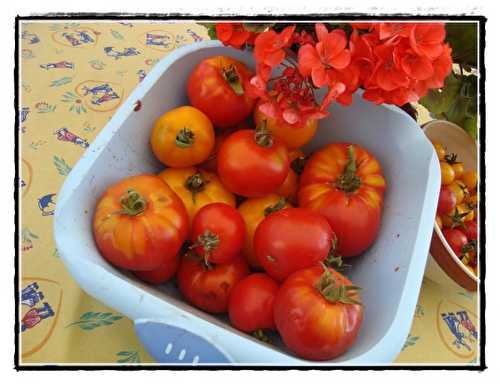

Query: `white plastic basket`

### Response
(54, 40, 440, 366)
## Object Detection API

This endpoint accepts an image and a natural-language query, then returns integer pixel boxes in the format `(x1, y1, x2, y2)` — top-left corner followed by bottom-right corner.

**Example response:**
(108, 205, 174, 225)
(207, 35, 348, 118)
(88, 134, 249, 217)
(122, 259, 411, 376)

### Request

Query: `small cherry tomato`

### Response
(187, 56, 256, 128)
(432, 141, 446, 161)
(444, 153, 464, 180)
(217, 127, 290, 197)
(191, 203, 246, 264)
(254, 100, 317, 149)
(440, 161, 455, 185)
(276, 149, 305, 204)
(134, 254, 180, 285)
(228, 273, 280, 334)
(457, 203, 474, 222)
(442, 228, 468, 257)
(177, 252, 250, 313)
(238, 195, 291, 270)
(462, 170, 478, 191)
(437, 186, 457, 215)
(274, 265, 363, 361)
(447, 180, 468, 205)
(254, 207, 333, 282)
(151, 106, 215, 167)
(158, 167, 235, 224)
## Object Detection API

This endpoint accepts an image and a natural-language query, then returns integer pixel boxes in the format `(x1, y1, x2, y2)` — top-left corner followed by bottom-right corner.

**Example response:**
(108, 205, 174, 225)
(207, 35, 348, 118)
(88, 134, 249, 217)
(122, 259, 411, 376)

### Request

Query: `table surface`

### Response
(19, 21, 479, 365)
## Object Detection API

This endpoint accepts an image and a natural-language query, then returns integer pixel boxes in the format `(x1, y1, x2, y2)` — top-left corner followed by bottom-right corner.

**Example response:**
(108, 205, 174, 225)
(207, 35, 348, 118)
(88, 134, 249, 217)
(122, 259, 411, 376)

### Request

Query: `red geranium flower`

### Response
(369, 39, 409, 91)
(425, 43, 453, 88)
(377, 22, 412, 40)
(216, 23, 254, 49)
(409, 23, 446, 59)
(254, 26, 295, 66)
(298, 24, 351, 87)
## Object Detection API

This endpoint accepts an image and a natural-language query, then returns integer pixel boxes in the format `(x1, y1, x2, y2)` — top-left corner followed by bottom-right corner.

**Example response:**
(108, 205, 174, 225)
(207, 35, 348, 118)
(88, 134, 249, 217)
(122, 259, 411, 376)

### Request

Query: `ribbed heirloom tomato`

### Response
(158, 167, 235, 224)
(93, 175, 189, 271)
(217, 126, 290, 197)
(254, 100, 318, 149)
(298, 143, 386, 257)
(238, 195, 291, 269)
(274, 265, 363, 361)
(176, 252, 249, 314)
(190, 203, 246, 265)
(228, 273, 280, 335)
(254, 207, 334, 282)
(151, 106, 214, 167)
(188, 56, 256, 128)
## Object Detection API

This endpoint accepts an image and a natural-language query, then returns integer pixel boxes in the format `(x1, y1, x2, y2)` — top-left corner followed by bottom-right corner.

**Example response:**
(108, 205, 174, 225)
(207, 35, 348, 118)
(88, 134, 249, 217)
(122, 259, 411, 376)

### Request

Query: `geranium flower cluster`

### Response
(215, 22, 453, 126)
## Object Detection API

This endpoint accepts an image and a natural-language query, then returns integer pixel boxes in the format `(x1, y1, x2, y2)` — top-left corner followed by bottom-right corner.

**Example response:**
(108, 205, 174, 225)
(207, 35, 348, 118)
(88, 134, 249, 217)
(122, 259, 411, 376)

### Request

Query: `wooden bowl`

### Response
(423, 120, 478, 291)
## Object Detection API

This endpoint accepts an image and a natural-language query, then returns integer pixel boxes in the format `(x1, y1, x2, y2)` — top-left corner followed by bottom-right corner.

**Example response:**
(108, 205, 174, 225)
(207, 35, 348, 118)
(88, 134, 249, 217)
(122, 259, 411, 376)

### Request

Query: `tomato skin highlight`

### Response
(217, 129, 290, 197)
(437, 186, 457, 215)
(443, 228, 468, 257)
(177, 253, 250, 314)
(93, 175, 189, 271)
(228, 273, 280, 333)
(191, 203, 246, 264)
(274, 265, 363, 361)
(254, 207, 334, 282)
(298, 143, 385, 257)
(187, 56, 256, 128)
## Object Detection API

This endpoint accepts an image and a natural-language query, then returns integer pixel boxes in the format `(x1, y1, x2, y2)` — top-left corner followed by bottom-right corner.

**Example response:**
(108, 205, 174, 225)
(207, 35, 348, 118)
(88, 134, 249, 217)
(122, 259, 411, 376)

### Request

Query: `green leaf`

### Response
(111, 29, 124, 40)
(80, 312, 97, 320)
(53, 156, 72, 176)
(98, 312, 112, 319)
(116, 351, 132, 356)
(445, 23, 477, 68)
(198, 23, 217, 40)
(242, 23, 274, 33)
(80, 323, 97, 330)
(100, 320, 113, 326)
(50, 76, 73, 87)
(109, 315, 123, 321)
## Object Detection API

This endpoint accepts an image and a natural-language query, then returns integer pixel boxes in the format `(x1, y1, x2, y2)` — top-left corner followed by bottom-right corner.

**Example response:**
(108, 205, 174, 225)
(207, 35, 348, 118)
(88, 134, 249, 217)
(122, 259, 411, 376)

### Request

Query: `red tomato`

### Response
(177, 253, 250, 313)
(228, 273, 279, 333)
(191, 203, 246, 264)
(461, 221, 478, 242)
(274, 265, 363, 361)
(217, 128, 289, 197)
(187, 56, 256, 128)
(134, 254, 180, 285)
(93, 175, 189, 271)
(254, 207, 333, 282)
(437, 186, 457, 215)
(298, 143, 385, 257)
(442, 228, 468, 257)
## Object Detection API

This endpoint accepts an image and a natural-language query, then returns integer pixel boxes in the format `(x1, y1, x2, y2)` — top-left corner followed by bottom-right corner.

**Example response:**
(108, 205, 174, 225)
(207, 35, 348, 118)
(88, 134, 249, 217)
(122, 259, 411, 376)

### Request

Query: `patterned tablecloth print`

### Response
(19, 20, 479, 365)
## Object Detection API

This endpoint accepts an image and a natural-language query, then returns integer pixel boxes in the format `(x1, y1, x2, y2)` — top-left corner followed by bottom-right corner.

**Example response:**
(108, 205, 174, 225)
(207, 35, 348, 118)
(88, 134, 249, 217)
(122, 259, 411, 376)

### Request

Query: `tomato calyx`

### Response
(444, 153, 460, 165)
(191, 229, 220, 267)
(447, 207, 471, 229)
(324, 237, 350, 272)
(118, 189, 147, 216)
(460, 240, 477, 266)
(335, 145, 361, 193)
(175, 127, 195, 148)
(254, 120, 274, 148)
(252, 329, 272, 344)
(221, 64, 244, 96)
(316, 265, 362, 306)
(185, 172, 209, 204)
(290, 155, 307, 175)
(264, 197, 287, 217)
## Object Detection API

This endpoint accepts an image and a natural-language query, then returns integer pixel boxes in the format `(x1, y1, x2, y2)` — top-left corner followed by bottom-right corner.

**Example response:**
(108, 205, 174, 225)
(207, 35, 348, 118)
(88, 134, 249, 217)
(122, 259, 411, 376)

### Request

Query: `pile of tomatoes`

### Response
(433, 141, 478, 275)
(92, 55, 387, 361)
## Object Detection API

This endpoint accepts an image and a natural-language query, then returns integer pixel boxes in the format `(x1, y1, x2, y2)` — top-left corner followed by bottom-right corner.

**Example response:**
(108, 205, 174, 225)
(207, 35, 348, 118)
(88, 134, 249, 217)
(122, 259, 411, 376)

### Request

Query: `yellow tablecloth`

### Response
(19, 20, 479, 365)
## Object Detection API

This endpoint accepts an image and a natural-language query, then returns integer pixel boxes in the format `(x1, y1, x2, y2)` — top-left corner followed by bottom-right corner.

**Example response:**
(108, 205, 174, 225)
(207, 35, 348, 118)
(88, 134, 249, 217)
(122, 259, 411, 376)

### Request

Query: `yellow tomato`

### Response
(462, 170, 478, 191)
(457, 203, 474, 222)
(448, 180, 467, 204)
(432, 141, 446, 161)
(158, 167, 235, 224)
(440, 162, 455, 185)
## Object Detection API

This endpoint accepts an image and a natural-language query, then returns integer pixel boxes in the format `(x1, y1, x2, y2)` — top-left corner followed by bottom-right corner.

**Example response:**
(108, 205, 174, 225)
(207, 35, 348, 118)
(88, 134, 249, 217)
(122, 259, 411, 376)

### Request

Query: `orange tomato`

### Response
(432, 141, 446, 161)
(93, 175, 189, 271)
(254, 100, 317, 149)
(462, 170, 478, 191)
(448, 180, 467, 204)
(440, 161, 455, 185)
(158, 167, 235, 224)
(238, 194, 291, 269)
(276, 149, 305, 204)
(151, 106, 215, 167)
(457, 203, 474, 222)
